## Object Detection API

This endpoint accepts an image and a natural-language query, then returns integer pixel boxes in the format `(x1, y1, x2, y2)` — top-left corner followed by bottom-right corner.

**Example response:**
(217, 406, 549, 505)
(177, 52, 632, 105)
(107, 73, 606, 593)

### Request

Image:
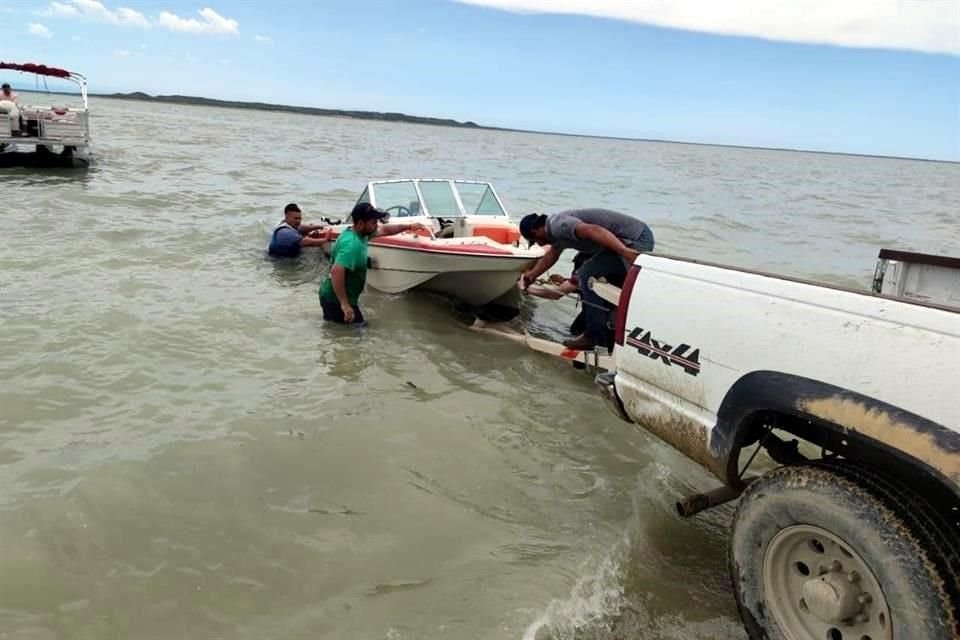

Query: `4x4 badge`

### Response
(626, 327, 702, 376)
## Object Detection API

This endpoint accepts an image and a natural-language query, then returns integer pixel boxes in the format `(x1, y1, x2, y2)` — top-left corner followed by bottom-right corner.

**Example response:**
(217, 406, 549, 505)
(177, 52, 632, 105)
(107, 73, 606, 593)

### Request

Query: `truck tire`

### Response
(729, 463, 959, 640)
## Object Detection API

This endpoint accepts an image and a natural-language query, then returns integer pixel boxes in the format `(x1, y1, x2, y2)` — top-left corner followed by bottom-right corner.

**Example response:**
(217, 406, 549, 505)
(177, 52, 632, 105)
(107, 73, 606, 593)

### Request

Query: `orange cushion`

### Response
(472, 225, 520, 245)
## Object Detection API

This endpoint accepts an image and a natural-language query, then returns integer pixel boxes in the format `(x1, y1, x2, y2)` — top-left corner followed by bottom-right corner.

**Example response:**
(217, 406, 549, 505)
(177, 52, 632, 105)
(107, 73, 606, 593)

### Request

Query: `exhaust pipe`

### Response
(676, 478, 756, 518)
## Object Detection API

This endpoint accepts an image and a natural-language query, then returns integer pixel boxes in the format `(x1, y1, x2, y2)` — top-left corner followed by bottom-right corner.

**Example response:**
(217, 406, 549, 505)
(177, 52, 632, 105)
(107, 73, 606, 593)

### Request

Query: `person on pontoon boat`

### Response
(0, 83, 21, 138)
(267, 203, 332, 258)
(1, 83, 17, 103)
(519, 208, 654, 351)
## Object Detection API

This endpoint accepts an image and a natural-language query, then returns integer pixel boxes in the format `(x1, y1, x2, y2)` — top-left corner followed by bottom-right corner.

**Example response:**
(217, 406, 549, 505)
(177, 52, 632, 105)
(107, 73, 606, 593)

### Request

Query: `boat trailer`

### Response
(468, 277, 623, 373)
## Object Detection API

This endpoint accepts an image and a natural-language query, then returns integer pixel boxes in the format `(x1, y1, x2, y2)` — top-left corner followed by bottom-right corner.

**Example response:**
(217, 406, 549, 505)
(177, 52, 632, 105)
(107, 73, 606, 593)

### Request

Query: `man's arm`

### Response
(330, 265, 349, 304)
(521, 245, 562, 288)
(524, 284, 565, 300)
(574, 223, 641, 263)
(329, 264, 355, 322)
(376, 222, 429, 237)
(299, 228, 333, 247)
(298, 223, 327, 234)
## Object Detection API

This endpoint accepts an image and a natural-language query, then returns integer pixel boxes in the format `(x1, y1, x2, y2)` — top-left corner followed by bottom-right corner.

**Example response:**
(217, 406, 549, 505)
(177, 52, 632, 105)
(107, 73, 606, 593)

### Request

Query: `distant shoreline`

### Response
(10, 87, 956, 164)
(101, 91, 487, 131)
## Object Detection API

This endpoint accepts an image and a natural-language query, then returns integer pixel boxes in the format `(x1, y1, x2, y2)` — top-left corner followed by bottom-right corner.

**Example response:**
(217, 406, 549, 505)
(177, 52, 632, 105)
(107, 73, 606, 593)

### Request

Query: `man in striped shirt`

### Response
(519, 208, 655, 351)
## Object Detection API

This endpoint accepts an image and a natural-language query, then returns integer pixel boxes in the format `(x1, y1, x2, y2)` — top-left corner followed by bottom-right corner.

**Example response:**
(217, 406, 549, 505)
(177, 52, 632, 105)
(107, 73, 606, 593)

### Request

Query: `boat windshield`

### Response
(454, 181, 505, 216)
(364, 181, 415, 217)
(418, 180, 461, 217)
(366, 180, 507, 218)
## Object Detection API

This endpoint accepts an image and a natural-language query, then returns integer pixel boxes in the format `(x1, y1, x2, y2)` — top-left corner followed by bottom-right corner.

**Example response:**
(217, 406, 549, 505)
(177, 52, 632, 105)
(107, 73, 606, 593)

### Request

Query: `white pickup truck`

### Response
(592, 249, 960, 640)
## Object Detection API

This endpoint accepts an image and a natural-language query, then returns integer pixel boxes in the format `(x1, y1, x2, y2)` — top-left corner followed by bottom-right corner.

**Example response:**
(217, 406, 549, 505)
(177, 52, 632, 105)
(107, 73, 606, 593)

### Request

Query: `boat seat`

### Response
(39, 110, 87, 140)
(0, 100, 18, 134)
(472, 225, 520, 245)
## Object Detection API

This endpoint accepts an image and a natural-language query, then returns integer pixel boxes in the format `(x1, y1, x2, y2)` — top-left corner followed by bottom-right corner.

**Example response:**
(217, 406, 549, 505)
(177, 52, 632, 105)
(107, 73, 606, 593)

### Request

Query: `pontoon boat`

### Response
(0, 61, 91, 168)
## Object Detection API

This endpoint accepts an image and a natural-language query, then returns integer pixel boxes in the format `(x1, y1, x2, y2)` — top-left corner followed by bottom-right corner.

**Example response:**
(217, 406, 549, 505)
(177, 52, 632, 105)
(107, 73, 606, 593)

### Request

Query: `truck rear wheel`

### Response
(729, 463, 959, 640)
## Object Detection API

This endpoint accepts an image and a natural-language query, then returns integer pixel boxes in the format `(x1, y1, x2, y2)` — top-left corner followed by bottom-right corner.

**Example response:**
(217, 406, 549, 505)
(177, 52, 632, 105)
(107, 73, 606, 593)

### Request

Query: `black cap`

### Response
(351, 202, 388, 222)
(519, 213, 546, 241)
(1, 83, 10, 90)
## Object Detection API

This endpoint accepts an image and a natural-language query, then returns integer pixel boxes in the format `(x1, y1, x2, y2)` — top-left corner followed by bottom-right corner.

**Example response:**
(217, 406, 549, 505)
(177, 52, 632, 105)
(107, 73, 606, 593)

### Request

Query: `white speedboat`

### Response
(323, 179, 543, 307)
(0, 61, 91, 168)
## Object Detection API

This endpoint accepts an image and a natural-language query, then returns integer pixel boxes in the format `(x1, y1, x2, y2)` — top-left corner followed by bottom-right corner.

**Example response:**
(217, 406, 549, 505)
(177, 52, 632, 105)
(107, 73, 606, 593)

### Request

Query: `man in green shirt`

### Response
(319, 202, 430, 324)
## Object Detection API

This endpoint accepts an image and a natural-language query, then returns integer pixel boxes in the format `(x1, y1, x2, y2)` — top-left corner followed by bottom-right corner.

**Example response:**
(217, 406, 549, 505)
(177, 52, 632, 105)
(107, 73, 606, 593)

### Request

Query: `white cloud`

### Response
(71, 34, 83, 41)
(455, 0, 960, 56)
(114, 6, 149, 27)
(39, 0, 149, 28)
(254, 34, 271, 42)
(113, 48, 131, 57)
(28, 22, 53, 38)
(158, 8, 238, 35)
(40, 1, 78, 17)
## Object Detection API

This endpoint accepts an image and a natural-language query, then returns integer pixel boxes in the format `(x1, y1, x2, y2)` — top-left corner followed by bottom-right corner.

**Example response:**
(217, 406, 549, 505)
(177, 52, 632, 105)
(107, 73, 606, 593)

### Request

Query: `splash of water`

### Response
(521, 533, 628, 640)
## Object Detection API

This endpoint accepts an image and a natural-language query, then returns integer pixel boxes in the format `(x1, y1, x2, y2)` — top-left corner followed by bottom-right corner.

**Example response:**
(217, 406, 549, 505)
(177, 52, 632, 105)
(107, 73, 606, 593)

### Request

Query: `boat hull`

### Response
(368, 243, 538, 305)
(323, 233, 541, 306)
(0, 143, 90, 168)
(376, 269, 526, 306)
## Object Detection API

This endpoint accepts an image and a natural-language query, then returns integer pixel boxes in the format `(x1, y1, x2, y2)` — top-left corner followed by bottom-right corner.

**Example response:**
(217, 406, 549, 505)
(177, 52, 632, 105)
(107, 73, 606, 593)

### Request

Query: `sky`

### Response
(1, 0, 958, 161)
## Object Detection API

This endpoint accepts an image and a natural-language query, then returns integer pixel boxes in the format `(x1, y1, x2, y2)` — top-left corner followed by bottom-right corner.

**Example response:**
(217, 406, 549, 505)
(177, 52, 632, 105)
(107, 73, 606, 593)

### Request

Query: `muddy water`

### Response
(1, 94, 957, 639)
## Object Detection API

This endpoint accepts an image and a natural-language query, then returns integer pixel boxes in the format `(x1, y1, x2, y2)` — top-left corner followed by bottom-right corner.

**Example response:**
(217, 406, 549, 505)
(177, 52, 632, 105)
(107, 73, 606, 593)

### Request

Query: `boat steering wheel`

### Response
(384, 205, 411, 217)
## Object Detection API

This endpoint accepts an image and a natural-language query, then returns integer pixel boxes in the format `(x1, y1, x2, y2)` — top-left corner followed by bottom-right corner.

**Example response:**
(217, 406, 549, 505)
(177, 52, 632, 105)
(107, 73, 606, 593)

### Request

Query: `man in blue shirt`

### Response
(519, 208, 655, 351)
(267, 203, 331, 258)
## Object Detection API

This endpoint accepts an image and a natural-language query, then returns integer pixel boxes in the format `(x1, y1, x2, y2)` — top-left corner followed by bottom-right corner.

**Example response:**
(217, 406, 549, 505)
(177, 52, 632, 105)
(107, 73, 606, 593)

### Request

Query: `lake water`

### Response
(1, 94, 958, 640)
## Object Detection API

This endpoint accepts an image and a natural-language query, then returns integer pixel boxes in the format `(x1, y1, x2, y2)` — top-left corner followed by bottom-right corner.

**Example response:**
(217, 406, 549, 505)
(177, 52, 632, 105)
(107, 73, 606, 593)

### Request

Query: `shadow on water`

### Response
(0, 163, 99, 187)
(263, 250, 327, 287)
(367, 286, 535, 329)
(319, 334, 379, 384)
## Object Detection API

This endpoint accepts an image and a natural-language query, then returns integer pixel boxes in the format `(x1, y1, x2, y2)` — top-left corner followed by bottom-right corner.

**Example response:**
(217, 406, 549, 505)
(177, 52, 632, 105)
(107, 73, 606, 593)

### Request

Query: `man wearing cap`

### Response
(0, 83, 17, 103)
(518, 208, 655, 350)
(267, 203, 332, 258)
(318, 202, 430, 325)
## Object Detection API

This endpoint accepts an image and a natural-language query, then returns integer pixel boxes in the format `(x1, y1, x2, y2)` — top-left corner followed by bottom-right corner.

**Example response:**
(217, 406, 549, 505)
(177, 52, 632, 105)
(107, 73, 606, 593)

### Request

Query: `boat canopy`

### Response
(356, 179, 509, 219)
(0, 61, 88, 107)
(1, 62, 73, 78)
